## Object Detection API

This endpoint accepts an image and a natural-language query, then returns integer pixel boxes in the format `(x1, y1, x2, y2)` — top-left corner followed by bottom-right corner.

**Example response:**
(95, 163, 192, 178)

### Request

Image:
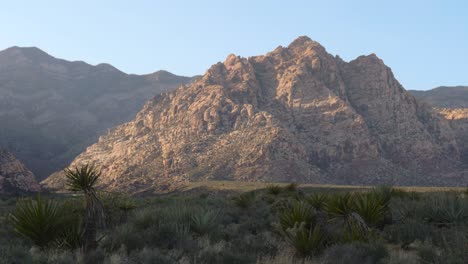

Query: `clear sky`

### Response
(0, 0, 466, 90)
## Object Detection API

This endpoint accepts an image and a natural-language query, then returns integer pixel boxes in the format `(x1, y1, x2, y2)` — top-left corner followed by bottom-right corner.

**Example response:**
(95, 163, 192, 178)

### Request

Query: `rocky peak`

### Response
(0, 149, 40, 194)
(43, 36, 467, 193)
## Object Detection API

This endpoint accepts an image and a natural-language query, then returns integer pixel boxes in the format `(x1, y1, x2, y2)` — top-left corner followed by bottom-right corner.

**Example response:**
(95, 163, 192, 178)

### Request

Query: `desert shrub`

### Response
(390, 198, 425, 222)
(232, 192, 256, 209)
(285, 183, 298, 192)
(321, 241, 388, 264)
(132, 208, 159, 231)
(99, 192, 137, 227)
(9, 196, 65, 249)
(101, 224, 145, 253)
(266, 184, 282, 196)
(383, 220, 432, 249)
(421, 193, 468, 226)
(194, 238, 253, 264)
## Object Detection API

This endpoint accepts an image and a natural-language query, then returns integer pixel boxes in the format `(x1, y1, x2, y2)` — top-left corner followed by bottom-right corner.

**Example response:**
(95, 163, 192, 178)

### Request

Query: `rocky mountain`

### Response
(410, 86, 468, 108)
(0, 148, 40, 194)
(43, 36, 466, 193)
(411, 87, 468, 163)
(0, 46, 195, 180)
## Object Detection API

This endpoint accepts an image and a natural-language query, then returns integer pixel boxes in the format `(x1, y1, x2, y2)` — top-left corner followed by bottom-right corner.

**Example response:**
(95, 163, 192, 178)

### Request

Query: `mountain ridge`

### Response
(43, 36, 466, 193)
(0, 46, 195, 179)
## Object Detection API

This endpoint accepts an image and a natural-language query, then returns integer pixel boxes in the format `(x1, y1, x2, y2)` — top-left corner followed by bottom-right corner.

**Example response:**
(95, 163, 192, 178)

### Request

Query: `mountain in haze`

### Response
(410, 86, 468, 163)
(0, 148, 40, 194)
(410, 86, 468, 108)
(42, 36, 467, 193)
(0, 46, 195, 180)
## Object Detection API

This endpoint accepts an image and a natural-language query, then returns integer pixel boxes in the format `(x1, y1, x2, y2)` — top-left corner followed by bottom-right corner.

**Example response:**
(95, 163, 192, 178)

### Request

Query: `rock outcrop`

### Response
(43, 36, 466, 193)
(0, 149, 40, 194)
(0, 46, 195, 179)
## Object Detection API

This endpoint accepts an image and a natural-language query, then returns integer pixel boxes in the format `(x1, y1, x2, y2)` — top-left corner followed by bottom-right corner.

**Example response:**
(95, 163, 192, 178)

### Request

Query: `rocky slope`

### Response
(43, 37, 465, 193)
(0, 46, 194, 179)
(411, 87, 468, 163)
(0, 148, 40, 194)
(410, 86, 468, 108)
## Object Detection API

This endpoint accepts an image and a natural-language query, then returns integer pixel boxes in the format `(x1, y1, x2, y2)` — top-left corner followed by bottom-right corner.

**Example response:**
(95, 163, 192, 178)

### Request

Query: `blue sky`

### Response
(0, 0, 466, 90)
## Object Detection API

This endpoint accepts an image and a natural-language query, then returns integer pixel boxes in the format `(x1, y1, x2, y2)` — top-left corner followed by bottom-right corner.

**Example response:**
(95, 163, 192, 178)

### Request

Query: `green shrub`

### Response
(423, 194, 468, 225)
(383, 220, 432, 249)
(285, 183, 298, 192)
(266, 184, 282, 196)
(233, 192, 256, 209)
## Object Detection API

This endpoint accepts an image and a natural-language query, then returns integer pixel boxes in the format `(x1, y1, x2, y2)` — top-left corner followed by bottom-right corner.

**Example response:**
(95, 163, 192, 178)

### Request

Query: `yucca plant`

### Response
(281, 222, 328, 256)
(279, 201, 315, 231)
(191, 208, 219, 236)
(424, 194, 468, 226)
(9, 196, 64, 249)
(306, 193, 329, 211)
(266, 184, 282, 196)
(354, 192, 386, 227)
(65, 164, 105, 253)
(326, 193, 370, 241)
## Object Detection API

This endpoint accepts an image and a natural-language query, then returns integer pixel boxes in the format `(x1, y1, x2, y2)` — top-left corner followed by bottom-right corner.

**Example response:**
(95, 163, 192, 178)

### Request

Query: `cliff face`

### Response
(0, 46, 194, 179)
(43, 37, 464, 193)
(0, 149, 40, 194)
(411, 87, 468, 166)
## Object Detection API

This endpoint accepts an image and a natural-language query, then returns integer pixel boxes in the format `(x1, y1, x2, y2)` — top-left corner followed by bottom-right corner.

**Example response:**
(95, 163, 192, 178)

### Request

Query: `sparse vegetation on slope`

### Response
(0, 184, 467, 263)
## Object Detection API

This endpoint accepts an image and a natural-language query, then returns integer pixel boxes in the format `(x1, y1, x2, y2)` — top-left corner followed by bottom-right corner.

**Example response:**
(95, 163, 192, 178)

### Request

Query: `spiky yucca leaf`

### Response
(191, 209, 219, 236)
(354, 192, 386, 227)
(65, 164, 101, 193)
(279, 201, 315, 231)
(306, 193, 329, 211)
(9, 196, 64, 249)
(325, 193, 355, 219)
(281, 222, 328, 256)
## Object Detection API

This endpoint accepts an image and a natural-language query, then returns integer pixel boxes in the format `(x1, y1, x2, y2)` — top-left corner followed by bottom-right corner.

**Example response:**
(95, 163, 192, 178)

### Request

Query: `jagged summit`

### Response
(43, 36, 467, 193)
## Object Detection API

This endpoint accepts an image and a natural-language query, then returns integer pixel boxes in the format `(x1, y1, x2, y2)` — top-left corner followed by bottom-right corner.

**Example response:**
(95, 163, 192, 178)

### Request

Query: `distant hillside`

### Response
(409, 86, 468, 108)
(0, 46, 195, 179)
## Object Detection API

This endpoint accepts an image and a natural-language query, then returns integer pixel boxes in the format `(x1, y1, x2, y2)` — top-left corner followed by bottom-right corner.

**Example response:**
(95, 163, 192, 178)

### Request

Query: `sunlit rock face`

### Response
(0, 46, 195, 179)
(0, 149, 40, 194)
(43, 36, 466, 193)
